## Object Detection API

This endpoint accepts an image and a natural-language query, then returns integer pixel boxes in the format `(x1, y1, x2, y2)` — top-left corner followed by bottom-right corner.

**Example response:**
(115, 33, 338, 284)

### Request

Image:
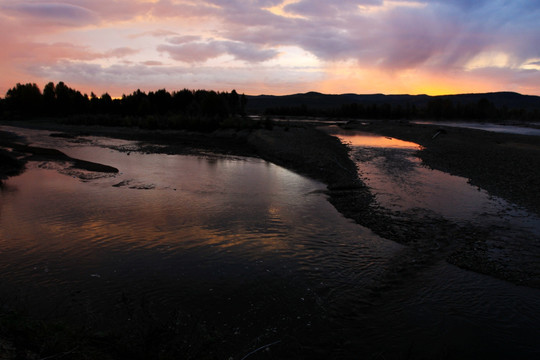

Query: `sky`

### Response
(1, 0, 540, 97)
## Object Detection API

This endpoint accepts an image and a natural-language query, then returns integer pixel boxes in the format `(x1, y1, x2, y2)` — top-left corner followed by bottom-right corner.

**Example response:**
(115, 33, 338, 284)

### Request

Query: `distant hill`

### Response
(245, 91, 540, 114)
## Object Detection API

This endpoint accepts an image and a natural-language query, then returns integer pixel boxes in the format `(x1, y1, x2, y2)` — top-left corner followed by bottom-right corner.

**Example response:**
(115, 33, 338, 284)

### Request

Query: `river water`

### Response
(328, 126, 540, 230)
(1, 126, 540, 359)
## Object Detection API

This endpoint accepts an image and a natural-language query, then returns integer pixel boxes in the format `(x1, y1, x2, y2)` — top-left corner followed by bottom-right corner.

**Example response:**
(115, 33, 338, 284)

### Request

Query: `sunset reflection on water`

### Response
(325, 127, 421, 149)
(2, 126, 540, 359)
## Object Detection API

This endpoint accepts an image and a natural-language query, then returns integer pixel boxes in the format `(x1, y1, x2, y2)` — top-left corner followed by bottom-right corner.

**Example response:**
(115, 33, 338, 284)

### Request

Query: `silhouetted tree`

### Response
(43, 82, 56, 115)
(172, 89, 195, 113)
(148, 89, 172, 115)
(228, 89, 240, 115)
(5, 83, 43, 116)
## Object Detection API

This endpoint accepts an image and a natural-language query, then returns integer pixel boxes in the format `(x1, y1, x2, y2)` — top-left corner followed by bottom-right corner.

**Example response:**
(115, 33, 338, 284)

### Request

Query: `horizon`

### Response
(3, 81, 538, 100)
(1, 1, 540, 98)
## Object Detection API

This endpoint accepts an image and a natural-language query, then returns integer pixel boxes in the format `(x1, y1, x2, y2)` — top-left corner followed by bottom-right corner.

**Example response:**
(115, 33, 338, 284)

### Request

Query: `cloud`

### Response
(2, 0, 540, 96)
(158, 39, 278, 63)
(24, 60, 324, 96)
(106, 47, 140, 58)
(224, 0, 540, 74)
(0, 2, 99, 27)
(142, 61, 163, 66)
(158, 43, 223, 63)
(150, 0, 221, 20)
(11, 42, 139, 63)
(73, 0, 153, 22)
(129, 29, 180, 39)
(284, 0, 382, 18)
(167, 36, 203, 45)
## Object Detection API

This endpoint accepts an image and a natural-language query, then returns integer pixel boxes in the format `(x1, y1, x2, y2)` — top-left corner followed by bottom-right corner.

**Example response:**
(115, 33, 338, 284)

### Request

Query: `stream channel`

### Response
(1, 125, 539, 358)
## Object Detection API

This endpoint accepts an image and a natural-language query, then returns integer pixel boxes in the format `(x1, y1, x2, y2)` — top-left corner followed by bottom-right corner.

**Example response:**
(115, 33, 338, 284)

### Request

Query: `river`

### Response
(1, 125, 539, 359)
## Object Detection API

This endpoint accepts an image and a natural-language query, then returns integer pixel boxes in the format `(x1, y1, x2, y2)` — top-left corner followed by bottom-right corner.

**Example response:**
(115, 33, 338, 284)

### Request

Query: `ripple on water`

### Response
(2, 125, 540, 358)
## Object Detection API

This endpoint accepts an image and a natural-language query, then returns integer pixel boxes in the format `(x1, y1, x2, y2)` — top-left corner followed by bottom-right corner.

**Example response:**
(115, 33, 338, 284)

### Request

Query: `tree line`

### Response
(0, 82, 250, 131)
(265, 97, 540, 121)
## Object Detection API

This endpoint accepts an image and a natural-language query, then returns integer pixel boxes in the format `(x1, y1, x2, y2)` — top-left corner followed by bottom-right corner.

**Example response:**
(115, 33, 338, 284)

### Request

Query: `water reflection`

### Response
(325, 126, 421, 148)
(329, 127, 540, 228)
(1, 126, 540, 358)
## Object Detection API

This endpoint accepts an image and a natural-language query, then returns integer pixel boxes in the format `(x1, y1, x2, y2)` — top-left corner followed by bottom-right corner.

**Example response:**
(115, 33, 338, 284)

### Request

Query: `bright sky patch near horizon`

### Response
(1, 0, 540, 97)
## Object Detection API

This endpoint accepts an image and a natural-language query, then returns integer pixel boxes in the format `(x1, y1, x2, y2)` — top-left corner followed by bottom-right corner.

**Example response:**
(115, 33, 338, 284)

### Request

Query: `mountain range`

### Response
(245, 91, 540, 113)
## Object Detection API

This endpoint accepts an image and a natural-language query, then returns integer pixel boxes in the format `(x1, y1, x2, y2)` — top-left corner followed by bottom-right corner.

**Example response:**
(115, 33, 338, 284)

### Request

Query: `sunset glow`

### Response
(1, 0, 539, 97)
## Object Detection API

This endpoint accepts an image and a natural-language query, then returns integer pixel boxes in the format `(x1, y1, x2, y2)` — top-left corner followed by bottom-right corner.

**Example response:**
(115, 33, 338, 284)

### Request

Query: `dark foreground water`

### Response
(1, 126, 540, 359)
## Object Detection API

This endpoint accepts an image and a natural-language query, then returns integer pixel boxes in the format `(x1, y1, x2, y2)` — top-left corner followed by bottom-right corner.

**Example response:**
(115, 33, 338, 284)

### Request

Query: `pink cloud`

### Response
(128, 29, 179, 39)
(158, 39, 278, 63)
(106, 47, 140, 58)
(0, 2, 99, 27)
(284, 0, 382, 18)
(167, 36, 203, 45)
(8, 42, 139, 64)
(142, 61, 163, 66)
